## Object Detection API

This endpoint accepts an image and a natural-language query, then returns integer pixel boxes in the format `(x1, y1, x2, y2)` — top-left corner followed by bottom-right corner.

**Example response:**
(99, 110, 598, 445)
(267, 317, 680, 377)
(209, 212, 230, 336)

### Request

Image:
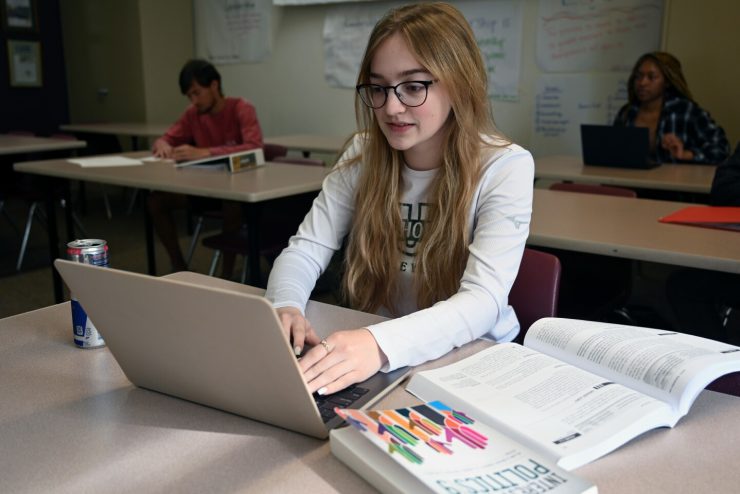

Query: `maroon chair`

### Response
(510, 248, 562, 344)
(549, 182, 637, 197)
(706, 372, 740, 397)
(184, 145, 291, 267)
(200, 156, 325, 282)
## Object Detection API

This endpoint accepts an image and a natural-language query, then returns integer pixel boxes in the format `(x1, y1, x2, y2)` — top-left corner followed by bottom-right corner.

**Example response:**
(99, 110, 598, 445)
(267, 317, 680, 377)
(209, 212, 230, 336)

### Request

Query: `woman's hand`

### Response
(299, 328, 387, 395)
(662, 133, 695, 161)
(276, 306, 320, 356)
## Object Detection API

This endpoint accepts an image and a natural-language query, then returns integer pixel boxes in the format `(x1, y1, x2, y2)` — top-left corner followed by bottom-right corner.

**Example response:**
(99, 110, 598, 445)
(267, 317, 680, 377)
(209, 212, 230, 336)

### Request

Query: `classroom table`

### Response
(535, 155, 717, 194)
(14, 151, 330, 301)
(60, 122, 170, 150)
(0, 134, 87, 155)
(528, 189, 740, 274)
(265, 134, 347, 157)
(2, 274, 739, 494)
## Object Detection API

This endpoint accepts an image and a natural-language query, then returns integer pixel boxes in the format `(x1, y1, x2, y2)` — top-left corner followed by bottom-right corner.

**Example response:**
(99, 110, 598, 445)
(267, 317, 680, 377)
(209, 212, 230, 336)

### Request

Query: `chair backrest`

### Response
(264, 143, 288, 161)
(706, 372, 740, 397)
(549, 182, 637, 198)
(509, 248, 561, 344)
(272, 156, 325, 167)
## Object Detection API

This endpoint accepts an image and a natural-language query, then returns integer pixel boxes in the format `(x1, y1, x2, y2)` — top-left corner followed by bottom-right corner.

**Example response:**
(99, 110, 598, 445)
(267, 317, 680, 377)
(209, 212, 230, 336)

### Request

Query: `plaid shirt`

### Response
(614, 95, 730, 164)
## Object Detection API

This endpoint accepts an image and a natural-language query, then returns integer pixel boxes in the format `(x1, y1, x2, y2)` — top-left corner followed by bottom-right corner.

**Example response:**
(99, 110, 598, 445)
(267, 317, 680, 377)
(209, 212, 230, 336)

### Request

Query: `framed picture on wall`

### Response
(2, 0, 37, 32)
(7, 39, 42, 87)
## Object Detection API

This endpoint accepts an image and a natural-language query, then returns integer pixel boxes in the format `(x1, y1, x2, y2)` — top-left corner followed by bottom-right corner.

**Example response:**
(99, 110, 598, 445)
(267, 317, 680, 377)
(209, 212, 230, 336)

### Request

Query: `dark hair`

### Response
(627, 52, 692, 105)
(178, 59, 222, 95)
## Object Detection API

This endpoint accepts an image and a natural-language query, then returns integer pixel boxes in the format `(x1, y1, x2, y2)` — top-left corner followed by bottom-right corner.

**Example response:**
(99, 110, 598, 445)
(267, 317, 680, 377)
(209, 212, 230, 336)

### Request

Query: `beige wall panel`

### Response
(664, 0, 739, 146)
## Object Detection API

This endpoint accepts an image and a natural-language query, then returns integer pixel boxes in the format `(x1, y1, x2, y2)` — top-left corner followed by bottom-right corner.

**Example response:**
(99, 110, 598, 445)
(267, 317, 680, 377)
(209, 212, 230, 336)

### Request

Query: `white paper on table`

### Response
(67, 156, 144, 168)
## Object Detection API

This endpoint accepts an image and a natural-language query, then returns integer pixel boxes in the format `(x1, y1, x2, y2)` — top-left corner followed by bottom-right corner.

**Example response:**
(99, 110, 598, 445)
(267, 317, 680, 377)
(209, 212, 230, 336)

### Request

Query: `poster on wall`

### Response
(536, 0, 663, 73)
(323, 0, 523, 101)
(530, 74, 628, 157)
(194, 0, 272, 64)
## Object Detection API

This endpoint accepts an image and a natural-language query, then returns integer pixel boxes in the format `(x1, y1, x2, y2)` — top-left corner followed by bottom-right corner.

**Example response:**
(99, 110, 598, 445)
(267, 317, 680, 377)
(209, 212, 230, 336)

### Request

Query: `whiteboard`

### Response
(322, 0, 523, 100)
(536, 0, 663, 73)
(531, 74, 628, 157)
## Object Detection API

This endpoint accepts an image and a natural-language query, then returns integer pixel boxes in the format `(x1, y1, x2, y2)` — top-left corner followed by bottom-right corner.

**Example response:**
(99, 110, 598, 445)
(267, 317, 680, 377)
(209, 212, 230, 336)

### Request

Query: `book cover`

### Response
(331, 401, 596, 494)
(659, 206, 740, 232)
(175, 148, 265, 173)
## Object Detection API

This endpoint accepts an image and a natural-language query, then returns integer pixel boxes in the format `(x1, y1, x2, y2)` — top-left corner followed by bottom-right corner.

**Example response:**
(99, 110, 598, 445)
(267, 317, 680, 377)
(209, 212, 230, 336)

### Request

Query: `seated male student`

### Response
(666, 142, 740, 343)
(149, 59, 263, 277)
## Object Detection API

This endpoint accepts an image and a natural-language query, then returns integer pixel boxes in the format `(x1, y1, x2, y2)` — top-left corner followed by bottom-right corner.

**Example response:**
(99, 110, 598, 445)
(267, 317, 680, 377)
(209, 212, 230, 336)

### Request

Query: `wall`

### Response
(663, 0, 739, 145)
(0, 0, 69, 135)
(138, 0, 194, 124)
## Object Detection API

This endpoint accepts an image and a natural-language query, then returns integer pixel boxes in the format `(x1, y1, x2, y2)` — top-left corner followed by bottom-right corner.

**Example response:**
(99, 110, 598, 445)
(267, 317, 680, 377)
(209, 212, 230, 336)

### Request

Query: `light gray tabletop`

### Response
(14, 151, 330, 203)
(535, 155, 717, 194)
(60, 122, 170, 138)
(0, 134, 86, 155)
(1, 274, 739, 494)
(529, 189, 740, 273)
(265, 134, 348, 155)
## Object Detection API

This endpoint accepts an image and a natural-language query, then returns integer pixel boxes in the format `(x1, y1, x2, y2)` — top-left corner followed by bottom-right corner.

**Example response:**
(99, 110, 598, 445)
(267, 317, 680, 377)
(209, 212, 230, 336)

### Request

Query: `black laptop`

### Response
(580, 124, 659, 169)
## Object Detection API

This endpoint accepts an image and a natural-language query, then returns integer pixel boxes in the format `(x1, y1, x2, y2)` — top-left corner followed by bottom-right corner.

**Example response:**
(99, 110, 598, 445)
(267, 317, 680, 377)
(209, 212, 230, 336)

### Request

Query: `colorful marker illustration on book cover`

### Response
(336, 400, 487, 464)
(335, 401, 588, 493)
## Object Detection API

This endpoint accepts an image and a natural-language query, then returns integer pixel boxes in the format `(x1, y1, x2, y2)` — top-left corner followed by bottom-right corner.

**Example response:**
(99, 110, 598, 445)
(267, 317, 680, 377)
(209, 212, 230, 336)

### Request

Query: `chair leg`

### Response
(17, 201, 39, 271)
(208, 250, 221, 276)
(126, 188, 139, 215)
(100, 184, 112, 220)
(186, 216, 205, 268)
(240, 255, 249, 284)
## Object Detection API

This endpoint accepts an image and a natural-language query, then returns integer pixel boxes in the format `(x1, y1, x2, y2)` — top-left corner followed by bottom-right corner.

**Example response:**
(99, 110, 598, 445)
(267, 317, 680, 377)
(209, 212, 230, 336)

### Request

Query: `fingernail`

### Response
(317, 387, 328, 396)
(294, 346, 302, 356)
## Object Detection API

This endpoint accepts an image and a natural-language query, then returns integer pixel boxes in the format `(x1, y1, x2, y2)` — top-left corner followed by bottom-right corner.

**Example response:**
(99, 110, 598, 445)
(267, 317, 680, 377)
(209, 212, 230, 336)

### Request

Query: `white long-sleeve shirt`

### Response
(265, 135, 534, 371)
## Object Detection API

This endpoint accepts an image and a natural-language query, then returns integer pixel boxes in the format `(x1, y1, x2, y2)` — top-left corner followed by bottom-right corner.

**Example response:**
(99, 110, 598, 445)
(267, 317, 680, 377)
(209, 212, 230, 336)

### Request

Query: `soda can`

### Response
(67, 239, 109, 349)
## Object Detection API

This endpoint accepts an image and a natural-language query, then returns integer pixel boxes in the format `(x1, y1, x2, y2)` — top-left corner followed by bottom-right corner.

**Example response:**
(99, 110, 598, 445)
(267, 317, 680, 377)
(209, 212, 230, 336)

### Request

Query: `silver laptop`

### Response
(54, 260, 410, 439)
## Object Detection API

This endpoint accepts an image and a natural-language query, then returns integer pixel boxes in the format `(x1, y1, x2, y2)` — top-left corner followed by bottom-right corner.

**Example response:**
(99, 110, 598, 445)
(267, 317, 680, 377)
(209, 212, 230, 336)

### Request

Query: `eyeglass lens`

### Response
(359, 81, 430, 108)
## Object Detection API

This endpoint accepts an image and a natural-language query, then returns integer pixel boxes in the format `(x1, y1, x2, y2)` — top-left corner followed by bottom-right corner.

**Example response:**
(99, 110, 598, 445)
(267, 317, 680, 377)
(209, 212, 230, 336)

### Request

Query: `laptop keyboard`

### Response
(314, 384, 369, 423)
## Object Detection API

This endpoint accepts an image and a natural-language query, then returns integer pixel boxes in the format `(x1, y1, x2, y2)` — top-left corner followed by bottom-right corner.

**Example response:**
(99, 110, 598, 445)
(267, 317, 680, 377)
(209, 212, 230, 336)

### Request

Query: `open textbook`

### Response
(331, 401, 596, 494)
(174, 147, 265, 173)
(406, 317, 740, 471)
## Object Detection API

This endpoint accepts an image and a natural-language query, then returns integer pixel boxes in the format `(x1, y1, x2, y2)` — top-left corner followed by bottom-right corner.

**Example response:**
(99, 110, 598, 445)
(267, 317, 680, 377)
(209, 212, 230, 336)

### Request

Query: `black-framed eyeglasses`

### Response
(356, 80, 436, 109)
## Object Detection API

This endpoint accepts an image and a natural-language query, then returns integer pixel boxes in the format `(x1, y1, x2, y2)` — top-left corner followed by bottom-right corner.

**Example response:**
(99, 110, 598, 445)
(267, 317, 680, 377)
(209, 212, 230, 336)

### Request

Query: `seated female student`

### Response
(265, 2, 534, 395)
(614, 51, 730, 164)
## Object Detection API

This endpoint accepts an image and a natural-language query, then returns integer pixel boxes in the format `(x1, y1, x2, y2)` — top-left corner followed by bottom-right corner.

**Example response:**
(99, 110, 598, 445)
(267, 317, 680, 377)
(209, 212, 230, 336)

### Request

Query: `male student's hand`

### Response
(299, 328, 388, 395)
(276, 306, 321, 356)
(152, 139, 174, 159)
(662, 133, 695, 161)
(172, 144, 210, 161)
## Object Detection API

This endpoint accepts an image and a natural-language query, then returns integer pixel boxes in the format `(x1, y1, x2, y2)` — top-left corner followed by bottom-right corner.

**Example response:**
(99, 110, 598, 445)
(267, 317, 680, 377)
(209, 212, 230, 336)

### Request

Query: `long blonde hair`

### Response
(343, 2, 506, 315)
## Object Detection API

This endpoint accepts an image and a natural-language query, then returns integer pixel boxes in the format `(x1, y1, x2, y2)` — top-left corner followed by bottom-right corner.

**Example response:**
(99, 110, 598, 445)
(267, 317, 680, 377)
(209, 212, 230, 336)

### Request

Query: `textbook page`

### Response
(332, 401, 597, 494)
(524, 318, 740, 415)
(407, 344, 673, 471)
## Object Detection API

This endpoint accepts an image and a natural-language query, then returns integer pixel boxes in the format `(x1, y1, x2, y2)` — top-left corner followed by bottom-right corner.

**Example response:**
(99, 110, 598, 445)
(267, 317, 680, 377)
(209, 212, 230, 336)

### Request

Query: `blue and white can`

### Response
(67, 239, 109, 349)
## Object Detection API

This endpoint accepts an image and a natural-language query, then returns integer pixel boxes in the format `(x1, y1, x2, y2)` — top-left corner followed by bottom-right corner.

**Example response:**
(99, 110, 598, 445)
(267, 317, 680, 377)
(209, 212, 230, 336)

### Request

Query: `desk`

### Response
(0, 134, 86, 155)
(60, 122, 170, 150)
(2, 282, 739, 494)
(265, 134, 347, 157)
(535, 155, 716, 194)
(529, 189, 740, 274)
(14, 152, 330, 300)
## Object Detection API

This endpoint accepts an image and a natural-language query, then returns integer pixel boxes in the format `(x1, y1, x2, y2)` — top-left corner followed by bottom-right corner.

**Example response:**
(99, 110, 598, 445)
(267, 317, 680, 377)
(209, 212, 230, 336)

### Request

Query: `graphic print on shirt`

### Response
(400, 202, 429, 272)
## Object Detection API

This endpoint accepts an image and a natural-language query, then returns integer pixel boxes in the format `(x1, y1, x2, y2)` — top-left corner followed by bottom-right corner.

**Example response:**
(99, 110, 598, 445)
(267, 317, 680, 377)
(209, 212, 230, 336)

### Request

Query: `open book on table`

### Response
(174, 147, 265, 173)
(330, 401, 596, 494)
(406, 317, 740, 471)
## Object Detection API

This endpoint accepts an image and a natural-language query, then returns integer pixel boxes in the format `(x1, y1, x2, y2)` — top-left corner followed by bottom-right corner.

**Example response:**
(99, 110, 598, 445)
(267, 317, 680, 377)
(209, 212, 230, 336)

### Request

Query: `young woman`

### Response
(265, 2, 534, 395)
(614, 52, 729, 164)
